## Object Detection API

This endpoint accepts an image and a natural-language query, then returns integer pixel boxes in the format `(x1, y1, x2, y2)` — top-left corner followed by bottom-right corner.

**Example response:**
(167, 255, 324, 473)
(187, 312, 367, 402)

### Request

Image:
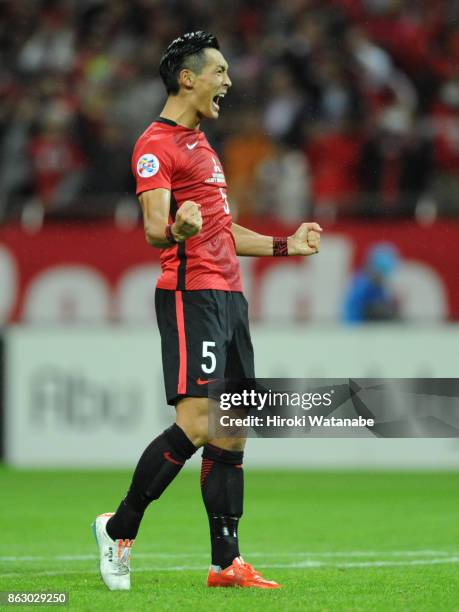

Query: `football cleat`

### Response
(92, 512, 134, 591)
(207, 556, 281, 588)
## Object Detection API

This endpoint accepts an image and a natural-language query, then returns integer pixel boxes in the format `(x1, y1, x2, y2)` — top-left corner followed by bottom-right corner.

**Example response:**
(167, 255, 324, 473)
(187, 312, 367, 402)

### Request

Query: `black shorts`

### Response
(155, 289, 255, 405)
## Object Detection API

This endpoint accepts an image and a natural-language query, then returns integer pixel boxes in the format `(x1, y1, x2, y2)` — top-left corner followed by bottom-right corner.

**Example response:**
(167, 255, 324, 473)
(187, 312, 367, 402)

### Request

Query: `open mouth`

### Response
(212, 94, 225, 111)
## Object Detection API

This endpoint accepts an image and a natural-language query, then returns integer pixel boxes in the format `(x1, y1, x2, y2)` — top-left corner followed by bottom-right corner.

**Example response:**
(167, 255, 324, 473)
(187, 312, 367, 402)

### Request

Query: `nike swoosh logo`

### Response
(186, 141, 199, 150)
(196, 377, 218, 385)
(163, 451, 184, 466)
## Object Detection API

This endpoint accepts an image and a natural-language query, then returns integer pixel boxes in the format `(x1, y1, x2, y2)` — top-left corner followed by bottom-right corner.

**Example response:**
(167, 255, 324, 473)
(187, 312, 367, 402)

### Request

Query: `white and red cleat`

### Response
(207, 556, 281, 589)
(92, 513, 134, 591)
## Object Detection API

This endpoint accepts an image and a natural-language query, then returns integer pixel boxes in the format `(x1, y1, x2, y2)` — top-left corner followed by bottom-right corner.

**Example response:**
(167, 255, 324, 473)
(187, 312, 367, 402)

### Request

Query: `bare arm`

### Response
(139, 189, 172, 248)
(232, 222, 322, 256)
(231, 223, 274, 256)
(139, 189, 202, 248)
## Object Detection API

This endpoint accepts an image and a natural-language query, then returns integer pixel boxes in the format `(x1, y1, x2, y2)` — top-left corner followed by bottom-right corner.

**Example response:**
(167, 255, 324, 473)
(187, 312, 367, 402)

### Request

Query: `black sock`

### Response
(200, 443, 244, 569)
(106, 424, 197, 540)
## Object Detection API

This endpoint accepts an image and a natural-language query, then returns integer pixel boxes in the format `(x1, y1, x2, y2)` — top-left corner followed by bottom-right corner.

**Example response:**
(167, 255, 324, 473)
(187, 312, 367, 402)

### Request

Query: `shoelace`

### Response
(112, 546, 131, 576)
(238, 562, 264, 581)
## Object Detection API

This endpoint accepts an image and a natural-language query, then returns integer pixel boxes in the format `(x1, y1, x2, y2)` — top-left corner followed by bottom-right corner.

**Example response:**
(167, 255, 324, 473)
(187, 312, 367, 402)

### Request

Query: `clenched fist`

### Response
(287, 222, 322, 256)
(172, 200, 202, 242)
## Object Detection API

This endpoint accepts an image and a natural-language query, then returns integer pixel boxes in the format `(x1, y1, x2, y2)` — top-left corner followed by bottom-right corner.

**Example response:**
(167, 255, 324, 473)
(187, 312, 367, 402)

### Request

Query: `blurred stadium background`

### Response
(1, 1, 459, 609)
(1, 0, 459, 469)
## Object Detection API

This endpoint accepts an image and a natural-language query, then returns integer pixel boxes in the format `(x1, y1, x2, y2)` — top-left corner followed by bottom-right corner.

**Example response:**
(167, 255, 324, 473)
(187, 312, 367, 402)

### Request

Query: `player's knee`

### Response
(175, 397, 210, 448)
(179, 421, 208, 448)
(208, 437, 247, 452)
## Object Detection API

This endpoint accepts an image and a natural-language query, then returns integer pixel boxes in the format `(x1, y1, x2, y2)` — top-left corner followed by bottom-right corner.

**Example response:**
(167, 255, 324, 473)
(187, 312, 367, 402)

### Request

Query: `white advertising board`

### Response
(5, 325, 459, 468)
(5, 328, 170, 467)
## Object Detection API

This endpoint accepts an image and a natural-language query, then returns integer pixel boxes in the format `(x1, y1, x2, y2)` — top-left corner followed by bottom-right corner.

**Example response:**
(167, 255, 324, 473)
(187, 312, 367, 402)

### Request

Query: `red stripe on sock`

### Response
(200, 459, 214, 487)
(175, 290, 187, 395)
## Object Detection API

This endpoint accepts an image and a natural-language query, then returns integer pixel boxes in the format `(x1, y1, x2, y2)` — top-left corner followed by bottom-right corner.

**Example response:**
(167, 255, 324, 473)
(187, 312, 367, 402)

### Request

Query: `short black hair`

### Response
(159, 31, 220, 95)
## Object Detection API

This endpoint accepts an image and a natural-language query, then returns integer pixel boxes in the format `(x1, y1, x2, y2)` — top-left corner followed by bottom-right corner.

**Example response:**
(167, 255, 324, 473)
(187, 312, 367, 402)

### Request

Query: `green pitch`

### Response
(0, 467, 458, 611)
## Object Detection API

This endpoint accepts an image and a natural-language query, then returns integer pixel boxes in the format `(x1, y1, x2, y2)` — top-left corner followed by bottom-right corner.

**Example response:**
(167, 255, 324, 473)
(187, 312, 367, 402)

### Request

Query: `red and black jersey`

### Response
(132, 117, 242, 292)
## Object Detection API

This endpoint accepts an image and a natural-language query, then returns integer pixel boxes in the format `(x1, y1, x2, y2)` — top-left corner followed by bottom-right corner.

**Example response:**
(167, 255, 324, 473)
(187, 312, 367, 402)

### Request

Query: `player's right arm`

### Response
(139, 189, 202, 248)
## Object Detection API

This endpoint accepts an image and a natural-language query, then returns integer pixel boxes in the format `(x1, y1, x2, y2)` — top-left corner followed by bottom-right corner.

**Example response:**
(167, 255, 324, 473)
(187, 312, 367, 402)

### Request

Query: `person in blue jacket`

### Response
(343, 242, 400, 323)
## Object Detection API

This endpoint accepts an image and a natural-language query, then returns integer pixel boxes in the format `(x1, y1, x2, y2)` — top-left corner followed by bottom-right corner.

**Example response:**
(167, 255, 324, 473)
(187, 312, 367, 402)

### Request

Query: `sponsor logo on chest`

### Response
(205, 156, 226, 184)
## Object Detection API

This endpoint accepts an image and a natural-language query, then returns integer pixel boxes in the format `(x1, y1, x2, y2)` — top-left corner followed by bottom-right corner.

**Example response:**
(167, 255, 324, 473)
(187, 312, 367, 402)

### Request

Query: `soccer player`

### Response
(93, 31, 321, 591)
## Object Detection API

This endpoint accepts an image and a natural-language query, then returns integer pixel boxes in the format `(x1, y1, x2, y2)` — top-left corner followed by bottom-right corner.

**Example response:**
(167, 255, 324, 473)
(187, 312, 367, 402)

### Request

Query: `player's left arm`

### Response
(231, 222, 322, 256)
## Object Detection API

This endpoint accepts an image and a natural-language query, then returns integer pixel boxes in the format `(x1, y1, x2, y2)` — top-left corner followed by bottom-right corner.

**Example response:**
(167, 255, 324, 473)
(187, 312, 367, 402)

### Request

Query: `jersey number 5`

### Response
(201, 341, 216, 373)
(219, 188, 230, 215)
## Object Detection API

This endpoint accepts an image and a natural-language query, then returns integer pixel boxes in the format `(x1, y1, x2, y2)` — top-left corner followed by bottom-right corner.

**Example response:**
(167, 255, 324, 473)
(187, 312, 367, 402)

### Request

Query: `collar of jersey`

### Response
(156, 116, 178, 127)
(156, 116, 201, 132)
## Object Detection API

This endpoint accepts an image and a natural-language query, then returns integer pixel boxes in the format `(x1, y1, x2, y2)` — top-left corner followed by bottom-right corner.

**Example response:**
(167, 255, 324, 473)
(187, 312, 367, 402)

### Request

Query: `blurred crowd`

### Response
(1, 0, 459, 226)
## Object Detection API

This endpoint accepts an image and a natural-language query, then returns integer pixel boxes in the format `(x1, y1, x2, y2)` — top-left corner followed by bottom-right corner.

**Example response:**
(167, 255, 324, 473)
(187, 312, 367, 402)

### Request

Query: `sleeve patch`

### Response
(137, 153, 160, 177)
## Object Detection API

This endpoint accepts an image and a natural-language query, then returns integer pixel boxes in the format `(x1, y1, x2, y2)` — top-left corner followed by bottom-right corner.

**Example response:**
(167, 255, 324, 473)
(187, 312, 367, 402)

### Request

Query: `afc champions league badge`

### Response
(137, 153, 160, 178)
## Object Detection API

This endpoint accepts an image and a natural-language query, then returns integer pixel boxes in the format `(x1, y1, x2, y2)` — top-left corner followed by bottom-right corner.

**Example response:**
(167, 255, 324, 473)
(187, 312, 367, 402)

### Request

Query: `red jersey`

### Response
(132, 117, 242, 292)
